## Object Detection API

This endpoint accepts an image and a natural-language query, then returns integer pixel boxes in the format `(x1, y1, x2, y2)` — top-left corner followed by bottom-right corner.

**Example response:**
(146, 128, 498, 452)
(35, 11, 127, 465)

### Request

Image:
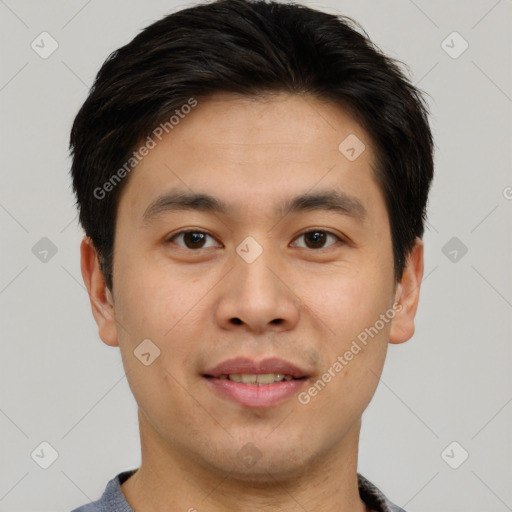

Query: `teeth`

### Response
(219, 373, 294, 384)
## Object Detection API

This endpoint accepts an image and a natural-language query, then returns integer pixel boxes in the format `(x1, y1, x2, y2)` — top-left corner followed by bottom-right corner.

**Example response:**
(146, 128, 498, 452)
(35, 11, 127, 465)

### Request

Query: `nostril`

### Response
(231, 318, 243, 325)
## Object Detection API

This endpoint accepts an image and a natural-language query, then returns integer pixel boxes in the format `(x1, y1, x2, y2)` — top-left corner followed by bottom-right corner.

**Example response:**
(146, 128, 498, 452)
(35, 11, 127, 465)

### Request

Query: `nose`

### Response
(214, 242, 301, 334)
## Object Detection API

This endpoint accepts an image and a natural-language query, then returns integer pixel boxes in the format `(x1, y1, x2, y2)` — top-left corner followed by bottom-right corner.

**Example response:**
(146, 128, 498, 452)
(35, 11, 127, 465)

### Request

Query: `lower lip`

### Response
(205, 377, 307, 407)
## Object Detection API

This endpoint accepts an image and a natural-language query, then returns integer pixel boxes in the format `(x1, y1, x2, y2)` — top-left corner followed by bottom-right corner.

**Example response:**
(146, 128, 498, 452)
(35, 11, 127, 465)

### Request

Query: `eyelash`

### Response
(166, 229, 344, 251)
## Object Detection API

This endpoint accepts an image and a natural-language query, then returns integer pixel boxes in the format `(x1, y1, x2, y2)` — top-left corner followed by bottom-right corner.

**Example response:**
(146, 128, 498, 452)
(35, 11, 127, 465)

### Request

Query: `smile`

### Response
(218, 373, 296, 384)
(204, 374, 308, 407)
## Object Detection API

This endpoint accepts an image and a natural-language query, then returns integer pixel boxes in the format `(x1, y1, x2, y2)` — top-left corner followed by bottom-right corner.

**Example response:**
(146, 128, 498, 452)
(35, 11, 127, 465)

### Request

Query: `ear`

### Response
(389, 237, 424, 345)
(80, 237, 119, 347)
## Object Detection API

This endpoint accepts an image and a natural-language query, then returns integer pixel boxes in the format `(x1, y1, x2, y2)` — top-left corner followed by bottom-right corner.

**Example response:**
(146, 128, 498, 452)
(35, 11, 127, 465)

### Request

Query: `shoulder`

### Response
(68, 469, 137, 512)
(357, 473, 407, 512)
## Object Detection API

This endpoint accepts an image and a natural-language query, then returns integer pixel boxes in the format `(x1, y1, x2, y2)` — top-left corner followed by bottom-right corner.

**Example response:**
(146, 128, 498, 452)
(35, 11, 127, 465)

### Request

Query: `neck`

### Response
(121, 410, 371, 512)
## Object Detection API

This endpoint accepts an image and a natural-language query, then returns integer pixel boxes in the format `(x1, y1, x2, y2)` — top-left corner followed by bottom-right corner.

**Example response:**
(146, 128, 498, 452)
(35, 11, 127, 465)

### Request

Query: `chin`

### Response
(221, 456, 309, 484)
(200, 438, 312, 483)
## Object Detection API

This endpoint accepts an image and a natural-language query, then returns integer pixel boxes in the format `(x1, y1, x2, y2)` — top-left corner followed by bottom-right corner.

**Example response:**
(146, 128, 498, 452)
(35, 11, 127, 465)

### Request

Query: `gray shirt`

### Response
(70, 470, 406, 512)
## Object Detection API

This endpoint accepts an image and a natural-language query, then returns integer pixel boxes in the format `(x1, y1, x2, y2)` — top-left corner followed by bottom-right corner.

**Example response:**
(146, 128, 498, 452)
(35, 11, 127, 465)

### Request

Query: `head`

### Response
(71, 0, 433, 481)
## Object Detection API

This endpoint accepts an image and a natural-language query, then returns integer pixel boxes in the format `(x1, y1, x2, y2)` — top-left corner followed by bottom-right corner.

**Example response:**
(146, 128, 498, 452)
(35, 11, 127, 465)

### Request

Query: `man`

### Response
(69, 0, 434, 510)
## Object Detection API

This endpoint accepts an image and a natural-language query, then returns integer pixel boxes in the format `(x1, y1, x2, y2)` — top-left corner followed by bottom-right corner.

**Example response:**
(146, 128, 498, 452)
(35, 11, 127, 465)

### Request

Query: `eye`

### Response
(291, 230, 342, 250)
(167, 230, 221, 250)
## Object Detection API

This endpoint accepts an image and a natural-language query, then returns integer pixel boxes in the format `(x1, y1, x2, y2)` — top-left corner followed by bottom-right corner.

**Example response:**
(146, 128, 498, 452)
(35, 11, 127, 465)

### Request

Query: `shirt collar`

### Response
(100, 469, 406, 512)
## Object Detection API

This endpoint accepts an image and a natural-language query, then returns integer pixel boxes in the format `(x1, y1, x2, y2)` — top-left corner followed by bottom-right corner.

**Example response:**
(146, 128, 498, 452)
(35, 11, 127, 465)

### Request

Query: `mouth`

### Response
(208, 373, 304, 384)
(202, 357, 310, 407)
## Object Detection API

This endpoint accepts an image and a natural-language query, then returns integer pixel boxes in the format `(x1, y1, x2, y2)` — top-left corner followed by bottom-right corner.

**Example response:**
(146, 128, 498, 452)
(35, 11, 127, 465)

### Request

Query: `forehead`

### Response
(118, 92, 382, 221)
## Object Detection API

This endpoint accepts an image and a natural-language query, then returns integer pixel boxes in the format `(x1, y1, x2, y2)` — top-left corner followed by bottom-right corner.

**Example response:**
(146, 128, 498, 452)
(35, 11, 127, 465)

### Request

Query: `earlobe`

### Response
(80, 237, 119, 347)
(389, 238, 424, 345)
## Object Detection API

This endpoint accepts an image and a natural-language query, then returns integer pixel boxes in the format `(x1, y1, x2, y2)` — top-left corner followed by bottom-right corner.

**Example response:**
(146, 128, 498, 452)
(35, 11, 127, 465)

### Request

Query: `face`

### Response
(82, 92, 422, 481)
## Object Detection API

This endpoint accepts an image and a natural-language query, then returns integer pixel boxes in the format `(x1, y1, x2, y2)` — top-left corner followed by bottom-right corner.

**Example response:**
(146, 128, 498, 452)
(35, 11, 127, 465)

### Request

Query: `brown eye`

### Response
(168, 230, 220, 250)
(292, 230, 341, 249)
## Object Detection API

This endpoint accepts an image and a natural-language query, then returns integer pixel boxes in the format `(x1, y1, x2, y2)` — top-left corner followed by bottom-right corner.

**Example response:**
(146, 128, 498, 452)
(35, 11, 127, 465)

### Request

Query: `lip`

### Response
(203, 357, 309, 408)
(203, 357, 308, 379)
(205, 377, 307, 408)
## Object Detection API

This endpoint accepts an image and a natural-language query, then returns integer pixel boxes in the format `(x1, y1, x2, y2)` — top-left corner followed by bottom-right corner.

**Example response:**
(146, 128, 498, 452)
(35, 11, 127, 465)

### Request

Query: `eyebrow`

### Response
(142, 188, 367, 224)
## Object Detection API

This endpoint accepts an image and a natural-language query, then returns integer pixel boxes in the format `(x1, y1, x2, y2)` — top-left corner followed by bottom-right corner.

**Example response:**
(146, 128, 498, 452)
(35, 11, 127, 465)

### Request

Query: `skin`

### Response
(81, 92, 424, 512)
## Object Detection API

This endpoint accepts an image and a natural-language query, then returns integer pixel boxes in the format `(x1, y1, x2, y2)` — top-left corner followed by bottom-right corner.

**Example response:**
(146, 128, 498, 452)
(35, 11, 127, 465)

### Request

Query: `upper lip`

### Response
(204, 357, 309, 379)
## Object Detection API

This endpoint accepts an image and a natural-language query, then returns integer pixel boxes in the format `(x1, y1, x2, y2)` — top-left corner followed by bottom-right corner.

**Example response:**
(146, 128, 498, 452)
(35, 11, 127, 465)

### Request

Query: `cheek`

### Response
(307, 270, 393, 341)
(113, 254, 208, 381)
(112, 262, 200, 414)
(122, 352, 196, 441)
(304, 282, 391, 422)
(114, 250, 191, 338)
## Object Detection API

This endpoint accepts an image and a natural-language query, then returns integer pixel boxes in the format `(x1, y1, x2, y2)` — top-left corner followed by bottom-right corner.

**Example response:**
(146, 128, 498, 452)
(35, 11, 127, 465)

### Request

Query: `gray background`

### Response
(0, 0, 511, 511)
